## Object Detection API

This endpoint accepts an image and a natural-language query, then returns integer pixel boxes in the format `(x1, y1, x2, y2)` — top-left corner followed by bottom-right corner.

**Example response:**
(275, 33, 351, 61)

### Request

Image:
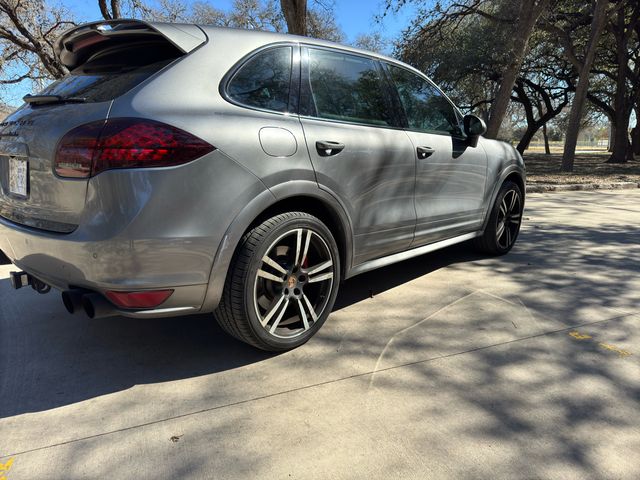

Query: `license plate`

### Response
(9, 157, 28, 198)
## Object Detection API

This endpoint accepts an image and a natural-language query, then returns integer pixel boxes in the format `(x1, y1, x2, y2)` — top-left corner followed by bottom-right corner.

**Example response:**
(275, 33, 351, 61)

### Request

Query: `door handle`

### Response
(316, 141, 345, 157)
(417, 146, 435, 159)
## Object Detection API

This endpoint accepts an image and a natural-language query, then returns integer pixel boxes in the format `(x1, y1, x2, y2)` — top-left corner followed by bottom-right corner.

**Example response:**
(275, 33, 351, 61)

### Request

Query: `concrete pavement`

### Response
(1, 189, 639, 479)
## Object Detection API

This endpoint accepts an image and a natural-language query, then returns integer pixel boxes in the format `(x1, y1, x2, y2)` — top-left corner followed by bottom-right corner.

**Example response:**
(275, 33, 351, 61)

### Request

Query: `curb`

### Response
(526, 182, 640, 194)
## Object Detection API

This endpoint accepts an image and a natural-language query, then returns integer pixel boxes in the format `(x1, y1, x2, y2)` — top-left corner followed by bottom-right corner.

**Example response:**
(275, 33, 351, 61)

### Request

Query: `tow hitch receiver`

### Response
(10, 271, 31, 290)
(10, 271, 51, 294)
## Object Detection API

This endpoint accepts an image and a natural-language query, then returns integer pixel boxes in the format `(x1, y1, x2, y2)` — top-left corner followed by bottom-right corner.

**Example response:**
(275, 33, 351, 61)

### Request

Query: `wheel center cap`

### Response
(287, 276, 297, 289)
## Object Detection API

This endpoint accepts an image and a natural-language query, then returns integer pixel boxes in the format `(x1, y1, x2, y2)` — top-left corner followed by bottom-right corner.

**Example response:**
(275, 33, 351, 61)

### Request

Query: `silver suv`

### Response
(0, 20, 525, 351)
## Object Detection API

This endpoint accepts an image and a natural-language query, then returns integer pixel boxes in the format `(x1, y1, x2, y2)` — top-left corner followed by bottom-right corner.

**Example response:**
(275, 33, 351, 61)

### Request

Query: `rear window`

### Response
(36, 43, 182, 103)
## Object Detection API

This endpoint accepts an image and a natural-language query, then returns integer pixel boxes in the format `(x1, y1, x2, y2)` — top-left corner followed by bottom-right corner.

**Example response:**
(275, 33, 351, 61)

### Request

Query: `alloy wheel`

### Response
(495, 189, 522, 249)
(253, 228, 335, 339)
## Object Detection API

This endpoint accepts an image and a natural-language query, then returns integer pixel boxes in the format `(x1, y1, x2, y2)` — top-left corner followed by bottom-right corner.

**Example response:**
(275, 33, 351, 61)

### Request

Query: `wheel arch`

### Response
(201, 181, 354, 312)
(481, 166, 526, 231)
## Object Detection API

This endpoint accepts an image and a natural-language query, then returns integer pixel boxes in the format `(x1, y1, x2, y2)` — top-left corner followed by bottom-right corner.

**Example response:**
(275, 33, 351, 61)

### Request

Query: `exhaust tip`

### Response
(62, 290, 84, 314)
(82, 295, 97, 319)
(81, 293, 118, 319)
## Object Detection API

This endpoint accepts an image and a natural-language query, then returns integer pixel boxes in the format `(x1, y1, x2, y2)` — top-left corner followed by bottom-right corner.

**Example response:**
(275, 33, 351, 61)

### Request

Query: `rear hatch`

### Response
(0, 20, 206, 233)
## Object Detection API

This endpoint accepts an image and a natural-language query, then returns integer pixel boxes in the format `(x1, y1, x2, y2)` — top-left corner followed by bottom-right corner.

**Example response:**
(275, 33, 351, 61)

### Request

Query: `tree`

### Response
(0, 0, 73, 87)
(353, 32, 388, 53)
(606, 0, 640, 163)
(280, 0, 306, 35)
(558, 0, 610, 171)
(483, 0, 550, 138)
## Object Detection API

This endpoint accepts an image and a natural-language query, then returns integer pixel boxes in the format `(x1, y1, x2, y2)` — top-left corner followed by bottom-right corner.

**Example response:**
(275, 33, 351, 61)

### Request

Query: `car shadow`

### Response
(0, 242, 478, 418)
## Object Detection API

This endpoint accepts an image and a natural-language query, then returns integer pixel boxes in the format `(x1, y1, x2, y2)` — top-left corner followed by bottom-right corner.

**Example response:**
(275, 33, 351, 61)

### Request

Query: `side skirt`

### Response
(346, 231, 481, 279)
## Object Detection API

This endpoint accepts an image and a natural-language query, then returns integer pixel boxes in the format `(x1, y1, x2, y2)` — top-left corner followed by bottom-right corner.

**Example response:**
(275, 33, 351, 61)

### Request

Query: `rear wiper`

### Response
(23, 94, 87, 105)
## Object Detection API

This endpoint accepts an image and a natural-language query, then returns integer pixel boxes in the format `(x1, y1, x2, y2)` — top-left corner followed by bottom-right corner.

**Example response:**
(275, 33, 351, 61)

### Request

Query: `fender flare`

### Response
(201, 180, 354, 312)
(481, 165, 526, 232)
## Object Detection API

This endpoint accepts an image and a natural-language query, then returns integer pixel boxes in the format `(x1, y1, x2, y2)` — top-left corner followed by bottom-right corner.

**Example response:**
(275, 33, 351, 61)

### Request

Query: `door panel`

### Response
(299, 47, 417, 264)
(384, 62, 488, 246)
(406, 131, 488, 246)
(301, 118, 417, 262)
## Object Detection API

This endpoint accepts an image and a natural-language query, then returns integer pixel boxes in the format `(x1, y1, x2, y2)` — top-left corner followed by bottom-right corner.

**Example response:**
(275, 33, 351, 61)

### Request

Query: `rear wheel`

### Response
(215, 212, 340, 351)
(474, 180, 523, 255)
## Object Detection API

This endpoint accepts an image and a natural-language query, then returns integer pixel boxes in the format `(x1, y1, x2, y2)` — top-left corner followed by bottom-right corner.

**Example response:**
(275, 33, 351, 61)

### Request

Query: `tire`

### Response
(474, 180, 523, 255)
(214, 212, 341, 351)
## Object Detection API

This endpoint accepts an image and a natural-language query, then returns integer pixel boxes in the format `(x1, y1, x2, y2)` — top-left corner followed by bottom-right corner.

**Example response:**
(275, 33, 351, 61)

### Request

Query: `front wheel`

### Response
(474, 180, 523, 255)
(215, 212, 340, 351)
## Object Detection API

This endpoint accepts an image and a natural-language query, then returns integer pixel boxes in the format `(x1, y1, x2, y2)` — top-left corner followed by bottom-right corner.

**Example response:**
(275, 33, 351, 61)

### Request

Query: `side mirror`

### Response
(463, 114, 487, 148)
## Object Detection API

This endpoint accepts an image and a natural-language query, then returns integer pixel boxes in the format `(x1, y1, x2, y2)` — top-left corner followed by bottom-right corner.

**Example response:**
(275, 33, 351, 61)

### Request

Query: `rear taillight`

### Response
(55, 118, 215, 178)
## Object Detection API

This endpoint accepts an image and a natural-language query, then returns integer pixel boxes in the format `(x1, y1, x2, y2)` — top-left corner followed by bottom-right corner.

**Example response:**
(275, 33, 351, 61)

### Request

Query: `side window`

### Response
(227, 47, 292, 113)
(306, 48, 393, 127)
(387, 64, 462, 136)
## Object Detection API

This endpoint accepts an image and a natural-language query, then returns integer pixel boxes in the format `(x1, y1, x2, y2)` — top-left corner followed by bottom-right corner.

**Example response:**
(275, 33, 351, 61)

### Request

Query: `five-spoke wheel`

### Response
(215, 212, 340, 351)
(254, 228, 335, 339)
(474, 180, 523, 255)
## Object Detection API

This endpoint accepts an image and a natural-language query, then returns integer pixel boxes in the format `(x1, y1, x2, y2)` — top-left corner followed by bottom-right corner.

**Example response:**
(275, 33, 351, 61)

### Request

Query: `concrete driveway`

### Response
(1, 189, 639, 479)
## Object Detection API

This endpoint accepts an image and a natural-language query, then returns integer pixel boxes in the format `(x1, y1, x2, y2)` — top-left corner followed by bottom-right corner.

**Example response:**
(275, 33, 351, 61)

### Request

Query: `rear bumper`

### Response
(0, 215, 210, 314)
(0, 151, 270, 316)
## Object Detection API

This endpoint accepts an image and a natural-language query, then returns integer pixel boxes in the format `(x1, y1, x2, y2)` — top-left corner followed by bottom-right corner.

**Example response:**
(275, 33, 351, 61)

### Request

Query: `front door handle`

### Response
(316, 141, 345, 157)
(417, 146, 435, 159)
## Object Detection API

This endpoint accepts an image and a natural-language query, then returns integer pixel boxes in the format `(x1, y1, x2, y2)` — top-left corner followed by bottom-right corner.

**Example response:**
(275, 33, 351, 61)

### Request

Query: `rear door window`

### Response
(37, 43, 182, 103)
(227, 46, 293, 113)
(305, 48, 394, 127)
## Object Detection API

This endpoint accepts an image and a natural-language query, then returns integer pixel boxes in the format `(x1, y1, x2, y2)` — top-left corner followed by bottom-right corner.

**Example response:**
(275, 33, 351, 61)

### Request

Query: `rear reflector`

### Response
(105, 289, 174, 309)
(55, 118, 215, 178)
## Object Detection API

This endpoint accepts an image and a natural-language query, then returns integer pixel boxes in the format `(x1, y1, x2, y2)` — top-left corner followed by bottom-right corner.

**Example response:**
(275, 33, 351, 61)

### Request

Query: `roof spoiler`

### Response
(54, 19, 207, 70)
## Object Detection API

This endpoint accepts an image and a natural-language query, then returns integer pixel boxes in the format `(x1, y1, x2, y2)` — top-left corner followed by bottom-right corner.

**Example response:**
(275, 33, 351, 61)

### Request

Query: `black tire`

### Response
(214, 212, 341, 351)
(474, 180, 523, 255)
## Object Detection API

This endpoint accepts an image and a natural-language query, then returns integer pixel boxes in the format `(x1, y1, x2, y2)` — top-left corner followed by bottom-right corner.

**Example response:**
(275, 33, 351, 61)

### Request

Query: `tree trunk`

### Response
(632, 105, 640, 157)
(280, 0, 307, 36)
(561, 0, 610, 172)
(543, 123, 551, 155)
(632, 125, 640, 157)
(608, 123, 615, 152)
(607, 7, 633, 163)
(516, 125, 538, 154)
(485, 0, 548, 139)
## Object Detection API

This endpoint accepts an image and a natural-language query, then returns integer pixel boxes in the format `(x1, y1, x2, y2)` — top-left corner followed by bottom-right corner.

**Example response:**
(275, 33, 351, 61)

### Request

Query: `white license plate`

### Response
(9, 157, 28, 198)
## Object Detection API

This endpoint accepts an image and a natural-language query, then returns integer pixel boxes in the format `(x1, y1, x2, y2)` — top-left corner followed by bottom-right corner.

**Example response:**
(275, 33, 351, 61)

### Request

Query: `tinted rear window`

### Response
(227, 47, 293, 113)
(36, 43, 181, 103)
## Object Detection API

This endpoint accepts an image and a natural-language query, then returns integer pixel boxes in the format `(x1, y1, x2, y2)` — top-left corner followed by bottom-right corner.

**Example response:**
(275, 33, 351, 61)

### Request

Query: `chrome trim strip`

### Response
(347, 231, 481, 278)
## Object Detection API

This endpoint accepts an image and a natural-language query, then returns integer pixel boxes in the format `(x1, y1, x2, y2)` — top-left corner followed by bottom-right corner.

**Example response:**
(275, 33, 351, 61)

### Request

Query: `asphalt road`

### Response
(1, 190, 639, 479)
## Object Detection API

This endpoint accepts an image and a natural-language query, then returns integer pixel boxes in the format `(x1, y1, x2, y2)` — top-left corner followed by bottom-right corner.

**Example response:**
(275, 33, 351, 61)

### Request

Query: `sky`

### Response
(1, 0, 421, 106)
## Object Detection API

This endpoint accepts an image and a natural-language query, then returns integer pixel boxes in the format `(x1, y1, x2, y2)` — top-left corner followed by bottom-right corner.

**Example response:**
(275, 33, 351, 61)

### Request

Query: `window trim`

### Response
(299, 45, 404, 130)
(220, 42, 300, 116)
(382, 61, 467, 139)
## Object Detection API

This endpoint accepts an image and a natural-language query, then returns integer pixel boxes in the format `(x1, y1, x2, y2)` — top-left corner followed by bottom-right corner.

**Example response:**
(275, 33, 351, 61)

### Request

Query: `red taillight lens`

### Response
(55, 118, 215, 178)
(105, 289, 174, 309)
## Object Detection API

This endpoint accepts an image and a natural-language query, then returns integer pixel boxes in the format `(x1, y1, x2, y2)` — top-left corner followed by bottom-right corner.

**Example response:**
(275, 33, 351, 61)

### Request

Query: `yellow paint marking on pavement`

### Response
(599, 343, 632, 358)
(0, 457, 14, 480)
(569, 331, 592, 340)
(569, 331, 632, 358)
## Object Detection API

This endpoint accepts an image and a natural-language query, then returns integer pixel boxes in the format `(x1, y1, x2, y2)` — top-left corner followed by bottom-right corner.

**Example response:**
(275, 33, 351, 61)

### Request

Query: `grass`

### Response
(523, 151, 640, 185)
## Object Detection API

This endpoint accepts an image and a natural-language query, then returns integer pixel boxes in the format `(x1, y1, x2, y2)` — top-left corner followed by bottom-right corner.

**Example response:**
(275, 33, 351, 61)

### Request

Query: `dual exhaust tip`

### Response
(62, 290, 117, 319)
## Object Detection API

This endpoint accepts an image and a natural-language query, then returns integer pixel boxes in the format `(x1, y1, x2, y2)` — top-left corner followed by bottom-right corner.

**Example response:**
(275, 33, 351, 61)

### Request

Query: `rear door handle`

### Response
(417, 146, 435, 159)
(316, 141, 345, 157)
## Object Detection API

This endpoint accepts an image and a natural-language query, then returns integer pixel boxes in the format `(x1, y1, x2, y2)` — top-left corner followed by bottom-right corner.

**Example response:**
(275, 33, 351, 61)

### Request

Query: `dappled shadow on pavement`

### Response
(1, 191, 639, 478)
(0, 242, 477, 418)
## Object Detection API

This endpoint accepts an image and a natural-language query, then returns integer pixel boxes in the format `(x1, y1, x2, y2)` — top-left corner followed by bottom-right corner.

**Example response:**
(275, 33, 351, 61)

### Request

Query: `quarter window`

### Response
(227, 47, 292, 113)
(306, 48, 393, 127)
(387, 64, 462, 136)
